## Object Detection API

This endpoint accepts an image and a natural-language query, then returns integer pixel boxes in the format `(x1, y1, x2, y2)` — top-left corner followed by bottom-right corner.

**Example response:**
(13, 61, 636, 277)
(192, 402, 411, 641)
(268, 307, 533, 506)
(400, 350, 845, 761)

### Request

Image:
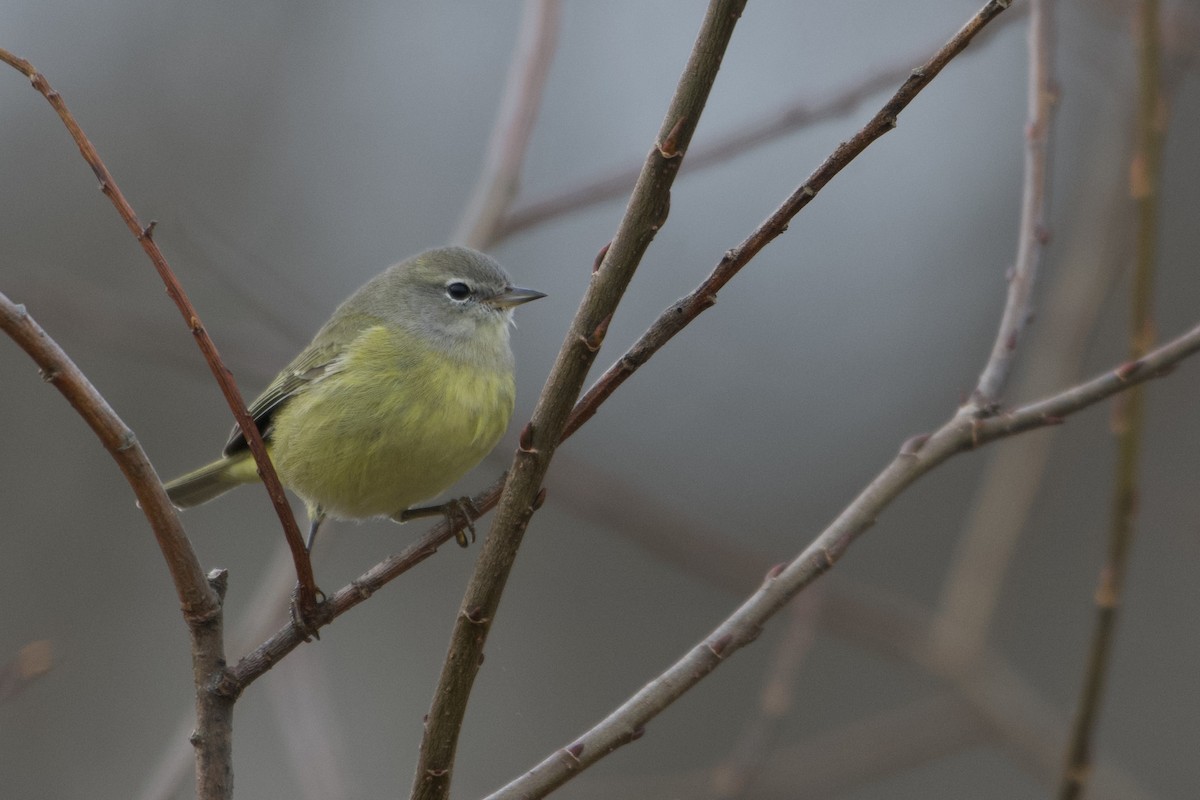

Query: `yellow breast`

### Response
(269, 325, 515, 519)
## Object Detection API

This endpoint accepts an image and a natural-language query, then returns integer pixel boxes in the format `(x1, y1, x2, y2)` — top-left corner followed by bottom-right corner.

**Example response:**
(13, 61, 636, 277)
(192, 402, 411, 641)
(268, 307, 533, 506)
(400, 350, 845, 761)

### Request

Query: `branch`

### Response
(563, 0, 1017, 440)
(454, 0, 562, 250)
(230, 0, 1017, 690)
(411, 2, 751, 798)
(706, 599, 819, 798)
(494, 3, 1026, 242)
(971, 0, 1057, 408)
(933, 0, 1065, 669)
(1060, 2, 1164, 797)
(0, 293, 232, 799)
(485, 317, 1200, 799)
(0, 48, 318, 613)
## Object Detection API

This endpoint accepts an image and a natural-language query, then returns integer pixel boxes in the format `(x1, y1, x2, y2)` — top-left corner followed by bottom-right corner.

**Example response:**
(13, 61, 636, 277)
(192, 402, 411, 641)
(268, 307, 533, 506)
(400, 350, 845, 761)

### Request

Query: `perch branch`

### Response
(0, 292, 231, 799)
(0, 48, 318, 613)
(411, 2, 751, 798)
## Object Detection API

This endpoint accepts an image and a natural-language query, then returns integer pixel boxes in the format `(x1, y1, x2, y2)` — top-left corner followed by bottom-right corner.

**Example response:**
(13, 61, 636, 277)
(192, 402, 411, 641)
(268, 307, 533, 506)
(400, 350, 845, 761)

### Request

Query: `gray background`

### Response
(2, 1, 1198, 798)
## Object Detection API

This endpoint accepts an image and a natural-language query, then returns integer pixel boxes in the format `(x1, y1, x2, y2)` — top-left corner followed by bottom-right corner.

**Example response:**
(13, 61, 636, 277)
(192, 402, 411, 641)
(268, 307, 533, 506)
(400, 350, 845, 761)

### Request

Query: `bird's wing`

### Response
(221, 312, 378, 456)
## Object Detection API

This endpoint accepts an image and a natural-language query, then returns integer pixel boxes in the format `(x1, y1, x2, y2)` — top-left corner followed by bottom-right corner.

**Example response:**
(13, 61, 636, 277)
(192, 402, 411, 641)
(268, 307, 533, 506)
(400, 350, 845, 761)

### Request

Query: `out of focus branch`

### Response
(0, 47, 317, 614)
(933, 0, 1061, 669)
(493, 3, 1026, 242)
(1060, 2, 1165, 797)
(486, 310, 1200, 799)
(0, 292, 231, 800)
(455, 0, 562, 250)
(707, 599, 819, 799)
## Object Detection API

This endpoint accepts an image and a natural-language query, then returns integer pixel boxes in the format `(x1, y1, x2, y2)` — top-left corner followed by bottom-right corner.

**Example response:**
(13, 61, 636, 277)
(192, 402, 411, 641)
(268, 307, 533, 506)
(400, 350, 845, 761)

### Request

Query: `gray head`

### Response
(343, 246, 544, 358)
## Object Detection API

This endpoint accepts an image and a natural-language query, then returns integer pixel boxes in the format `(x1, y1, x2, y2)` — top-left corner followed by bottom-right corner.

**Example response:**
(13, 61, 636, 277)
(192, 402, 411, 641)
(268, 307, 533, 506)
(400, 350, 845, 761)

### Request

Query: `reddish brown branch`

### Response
(0, 292, 232, 799)
(563, 0, 1015, 440)
(0, 47, 318, 612)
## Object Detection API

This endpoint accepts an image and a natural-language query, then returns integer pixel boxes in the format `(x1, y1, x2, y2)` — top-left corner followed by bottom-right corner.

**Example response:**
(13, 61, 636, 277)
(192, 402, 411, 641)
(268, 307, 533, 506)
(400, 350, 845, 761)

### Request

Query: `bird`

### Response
(163, 246, 544, 550)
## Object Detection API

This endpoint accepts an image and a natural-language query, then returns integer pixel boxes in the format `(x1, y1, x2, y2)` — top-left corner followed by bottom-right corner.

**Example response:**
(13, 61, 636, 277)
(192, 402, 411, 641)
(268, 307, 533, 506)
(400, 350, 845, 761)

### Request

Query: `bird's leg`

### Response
(396, 497, 480, 547)
(285, 507, 329, 641)
(306, 507, 328, 553)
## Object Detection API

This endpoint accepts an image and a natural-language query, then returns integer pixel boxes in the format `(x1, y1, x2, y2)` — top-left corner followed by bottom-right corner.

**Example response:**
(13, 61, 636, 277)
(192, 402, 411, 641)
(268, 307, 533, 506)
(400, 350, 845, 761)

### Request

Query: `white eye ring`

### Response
(445, 281, 472, 301)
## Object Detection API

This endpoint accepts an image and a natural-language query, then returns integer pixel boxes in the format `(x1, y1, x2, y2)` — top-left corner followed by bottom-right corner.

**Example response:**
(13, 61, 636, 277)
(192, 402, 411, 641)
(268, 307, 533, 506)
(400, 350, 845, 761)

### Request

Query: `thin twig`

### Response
(454, 0, 562, 250)
(411, 3, 751, 798)
(0, 292, 232, 800)
(562, 0, 1015, 440)
(0, 48, 318, 614)
(971, 0, 1057, 408)
(1059, 2, 1164, 797)
(485, 317, 1200, 799)
(494, 3, 1027, 242)
(933, 0, 1061, 668)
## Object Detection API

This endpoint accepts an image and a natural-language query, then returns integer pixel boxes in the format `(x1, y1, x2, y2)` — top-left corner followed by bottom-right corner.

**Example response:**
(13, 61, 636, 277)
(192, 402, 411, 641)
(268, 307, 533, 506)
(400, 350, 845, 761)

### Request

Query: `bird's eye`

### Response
(445, 281, 472, 301)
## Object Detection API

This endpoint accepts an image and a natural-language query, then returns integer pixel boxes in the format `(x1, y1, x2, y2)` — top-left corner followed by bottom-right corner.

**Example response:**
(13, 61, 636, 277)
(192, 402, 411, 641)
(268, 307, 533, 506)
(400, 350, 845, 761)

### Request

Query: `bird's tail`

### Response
(164, 454, 259, 508)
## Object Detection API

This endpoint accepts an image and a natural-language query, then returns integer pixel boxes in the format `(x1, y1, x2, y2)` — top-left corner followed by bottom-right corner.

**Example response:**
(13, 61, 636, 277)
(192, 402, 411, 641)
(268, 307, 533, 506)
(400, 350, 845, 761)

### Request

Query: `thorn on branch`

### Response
(463, 605, 490, 625)
(707, 633, 733, 658)
(657, 116, 688, 158)
(518, 421, 536, 453)
(582, 314, 612, 352)
(593, 242, 610, 274)
(818, 547, 837, 571)
(1115, 359, 1141, 381)
(900, 432, 930, 456)
(138, 220, 158, 241)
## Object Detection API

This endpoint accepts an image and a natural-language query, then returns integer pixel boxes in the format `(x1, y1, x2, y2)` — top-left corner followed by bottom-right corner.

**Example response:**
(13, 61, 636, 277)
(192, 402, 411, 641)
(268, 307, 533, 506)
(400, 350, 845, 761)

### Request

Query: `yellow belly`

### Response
(269, 327, 515, 520)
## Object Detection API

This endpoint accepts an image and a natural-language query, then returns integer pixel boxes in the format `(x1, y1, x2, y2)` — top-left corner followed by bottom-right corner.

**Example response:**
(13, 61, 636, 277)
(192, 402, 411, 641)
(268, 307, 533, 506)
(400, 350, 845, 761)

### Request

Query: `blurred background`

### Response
(2, 1, 1199, 798)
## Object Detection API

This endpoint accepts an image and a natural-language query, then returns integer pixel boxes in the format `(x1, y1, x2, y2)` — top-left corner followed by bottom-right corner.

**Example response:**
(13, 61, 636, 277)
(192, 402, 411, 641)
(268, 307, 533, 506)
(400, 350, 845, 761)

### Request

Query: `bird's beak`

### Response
(488, 286, 547, 309)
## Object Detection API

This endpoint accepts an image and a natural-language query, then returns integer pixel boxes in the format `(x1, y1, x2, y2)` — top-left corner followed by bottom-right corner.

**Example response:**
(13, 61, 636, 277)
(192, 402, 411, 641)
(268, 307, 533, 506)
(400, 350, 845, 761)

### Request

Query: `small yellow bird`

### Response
(164, 246, 544, 549)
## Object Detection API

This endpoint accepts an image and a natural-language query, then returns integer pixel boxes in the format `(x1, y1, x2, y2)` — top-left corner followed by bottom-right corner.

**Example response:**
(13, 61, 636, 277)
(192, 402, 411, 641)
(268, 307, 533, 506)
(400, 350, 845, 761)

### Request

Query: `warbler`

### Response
(163, 246, 544, 550)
